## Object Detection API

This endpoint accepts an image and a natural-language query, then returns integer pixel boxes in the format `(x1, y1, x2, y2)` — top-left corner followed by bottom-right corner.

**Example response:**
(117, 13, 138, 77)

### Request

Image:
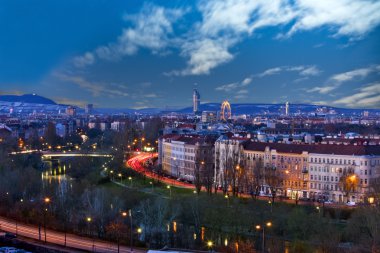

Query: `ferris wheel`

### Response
(220, 100, 231, 121)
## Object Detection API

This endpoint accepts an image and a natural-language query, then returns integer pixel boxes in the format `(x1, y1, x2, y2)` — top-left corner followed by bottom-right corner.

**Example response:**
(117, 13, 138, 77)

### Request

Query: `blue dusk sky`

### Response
(0, 0, 380, 109)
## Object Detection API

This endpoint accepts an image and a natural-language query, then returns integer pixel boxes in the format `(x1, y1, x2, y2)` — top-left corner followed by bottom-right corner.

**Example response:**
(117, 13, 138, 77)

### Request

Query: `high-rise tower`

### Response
(193, 89, 200, 113)
(285, 102, 289, 116)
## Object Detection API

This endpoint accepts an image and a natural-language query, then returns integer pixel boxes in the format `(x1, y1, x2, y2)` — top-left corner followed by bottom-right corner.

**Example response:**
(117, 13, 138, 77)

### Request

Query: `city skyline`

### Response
(1, 0, 380, 109)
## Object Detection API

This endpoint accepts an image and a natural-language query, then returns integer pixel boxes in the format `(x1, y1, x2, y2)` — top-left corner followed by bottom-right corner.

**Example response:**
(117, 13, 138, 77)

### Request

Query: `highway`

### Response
(0, 217, 146, 253)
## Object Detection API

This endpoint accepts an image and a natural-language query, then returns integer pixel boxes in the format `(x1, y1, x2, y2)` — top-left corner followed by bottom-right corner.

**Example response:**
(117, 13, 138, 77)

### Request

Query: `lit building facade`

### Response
(159, 134, 216, 182)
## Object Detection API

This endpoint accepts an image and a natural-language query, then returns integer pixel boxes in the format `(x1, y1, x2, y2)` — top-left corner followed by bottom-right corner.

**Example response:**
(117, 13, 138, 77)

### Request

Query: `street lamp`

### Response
(207, 241, 213, 252)
(128, 176, 133, 187)
(225, 194, 230, 207)
(256, 221, 272, 252)
(86, 217, 95, 252)
(118, 173, 123, 183)
(43, 197, 50, 243)
(167, 185, 172, 197)
(149, 181, 154, 192)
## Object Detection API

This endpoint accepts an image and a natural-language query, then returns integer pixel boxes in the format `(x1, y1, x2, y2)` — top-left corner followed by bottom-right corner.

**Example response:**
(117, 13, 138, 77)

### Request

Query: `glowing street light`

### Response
(167, 185, 172, 197)
(207, 241, 213, 252)
(256, 221, 272, 252)
(43, 197, 51, 243)
(149, 181, 154, 191)
(128, 176, 133, 187)
(225, 194, 230, 207)
(86, 217, 94, 252)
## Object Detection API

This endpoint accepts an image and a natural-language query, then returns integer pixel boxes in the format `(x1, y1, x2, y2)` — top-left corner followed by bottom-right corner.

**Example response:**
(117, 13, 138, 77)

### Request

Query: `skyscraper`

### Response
(285, 102, 289, 116)
(193, 89, 200, 113)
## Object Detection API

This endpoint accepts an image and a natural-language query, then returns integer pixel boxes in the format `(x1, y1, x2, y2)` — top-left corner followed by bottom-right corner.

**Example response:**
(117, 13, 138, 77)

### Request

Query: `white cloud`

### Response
(307, 85, 337, 94)
(300, 66, 321, 76)
(179, 0, 380, 75)
(73, 52, 95, 68)
(331, 66, 378, 83)
(72, 0, 380, 75)
(74, 4, 185, 67)
(332, 83, 380, 108)
(215, 76, 253, 92)
(285, 0, 380, 38)
(237, 89, 249, 94)
(310, 64, 380, 94)
(258, 67, 283, 77)
(241, 77, 252, 86)
(178, 38, 234, 75)
(215, 82, 239, 92)
(257, 65, 321, 78)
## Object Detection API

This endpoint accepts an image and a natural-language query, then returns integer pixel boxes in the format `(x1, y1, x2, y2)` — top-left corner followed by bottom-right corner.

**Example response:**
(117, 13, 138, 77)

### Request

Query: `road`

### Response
(0, 217, 146, 253)
(127, 153, 195, 189)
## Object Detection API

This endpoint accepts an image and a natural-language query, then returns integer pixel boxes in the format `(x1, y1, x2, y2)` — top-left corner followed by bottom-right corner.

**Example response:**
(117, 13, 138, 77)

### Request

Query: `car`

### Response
(324, 200, 333, 204)
(346, 201, 356, 206)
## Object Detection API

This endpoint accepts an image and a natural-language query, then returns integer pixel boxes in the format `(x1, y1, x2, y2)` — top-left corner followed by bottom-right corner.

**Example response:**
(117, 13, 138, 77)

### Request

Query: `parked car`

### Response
(346, 201, 356, 206)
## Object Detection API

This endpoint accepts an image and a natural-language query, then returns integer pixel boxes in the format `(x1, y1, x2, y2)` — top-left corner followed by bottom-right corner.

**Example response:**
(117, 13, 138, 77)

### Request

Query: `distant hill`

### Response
(0, 94, 57, 105)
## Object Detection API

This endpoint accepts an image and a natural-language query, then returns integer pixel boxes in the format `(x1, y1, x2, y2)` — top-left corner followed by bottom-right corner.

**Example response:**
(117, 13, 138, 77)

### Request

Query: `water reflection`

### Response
(41, 160, 72, 195)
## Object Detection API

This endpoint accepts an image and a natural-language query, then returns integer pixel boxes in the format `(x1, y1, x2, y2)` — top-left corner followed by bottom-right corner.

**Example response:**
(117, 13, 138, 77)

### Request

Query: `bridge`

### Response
(41, 152, 113, 159)
(9, 150, 113, 158)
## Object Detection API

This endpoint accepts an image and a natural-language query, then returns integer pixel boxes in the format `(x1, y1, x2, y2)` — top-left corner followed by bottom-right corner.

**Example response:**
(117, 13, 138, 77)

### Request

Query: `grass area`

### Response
(107, 166, 194, 197)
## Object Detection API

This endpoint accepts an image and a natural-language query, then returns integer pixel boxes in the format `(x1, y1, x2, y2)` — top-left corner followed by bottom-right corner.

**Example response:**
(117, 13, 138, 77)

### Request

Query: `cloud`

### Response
(74, 4, 185, 67)
(144, 93, 158, 98)
(309, 64, 380, 94)
(258, 67, 283, 77)
(242, 77, 252, 86)
(332, 82, 380, 108)
(177, 38, 235, 75)
(215, 76, 253, 92)
(54, 72, 129, 97)
(215, 82, 239, 92)
(73, 52, 95, 68)
(257, 65, 321, 78)
(300, 66, 321, 76)
(307, 86, 337, 94)
(178, 0, 380, 75)
(73, 0, 380, 74)
(236, 89, 248, 94)
(330, 65, 379, 83)
(284, 0, 380, 39)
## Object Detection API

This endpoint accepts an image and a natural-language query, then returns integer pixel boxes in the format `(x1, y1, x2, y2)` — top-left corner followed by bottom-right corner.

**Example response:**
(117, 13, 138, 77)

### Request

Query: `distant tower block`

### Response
(193, 89, 200, 113)
(85, 104, 94, 114)
(285, 102, 289, 116)
(220, 100, 232, 121)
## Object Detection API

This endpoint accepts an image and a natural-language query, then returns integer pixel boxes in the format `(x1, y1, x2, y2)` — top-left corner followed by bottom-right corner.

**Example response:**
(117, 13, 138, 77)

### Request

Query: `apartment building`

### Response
(241, 141, 380, 203)
(159, 134, 216, 182)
